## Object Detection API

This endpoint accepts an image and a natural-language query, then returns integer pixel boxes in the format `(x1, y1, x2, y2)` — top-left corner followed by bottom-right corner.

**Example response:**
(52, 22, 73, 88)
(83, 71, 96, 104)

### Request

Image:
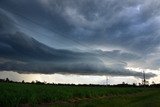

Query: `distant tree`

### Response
(132, 83, 136, 86)
(22, 80, 25, 83)
(0, 79, 5, 82)
(6, 78, 10, 82)
(152, 81, 155, 85)
(35, 80, 44, 84)
(138, 83, 141, 86)
(31, 81, 35, 84)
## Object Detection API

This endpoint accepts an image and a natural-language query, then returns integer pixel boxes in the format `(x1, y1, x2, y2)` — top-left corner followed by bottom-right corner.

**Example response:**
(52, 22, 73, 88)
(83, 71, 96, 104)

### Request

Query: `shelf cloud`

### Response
(0, 0, 160, 79)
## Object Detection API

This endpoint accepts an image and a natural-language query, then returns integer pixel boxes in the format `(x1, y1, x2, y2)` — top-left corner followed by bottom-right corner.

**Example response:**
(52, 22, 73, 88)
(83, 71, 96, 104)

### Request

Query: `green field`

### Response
(0, 83, 160, 107)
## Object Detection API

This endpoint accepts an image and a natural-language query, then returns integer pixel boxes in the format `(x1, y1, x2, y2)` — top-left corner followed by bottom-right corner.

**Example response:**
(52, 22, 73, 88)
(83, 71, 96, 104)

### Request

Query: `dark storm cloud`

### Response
(0, 0, 159, 54)
(0, 8, 17, 34)
(95, 50, 140, 62)
(0, 8, 155, 78)
(1, 31, 154, 78)
(1, 29, 154, 78)
(0, 0, 74, 33)
(63, 0, 160, 55)
(0, 0, 159, 77)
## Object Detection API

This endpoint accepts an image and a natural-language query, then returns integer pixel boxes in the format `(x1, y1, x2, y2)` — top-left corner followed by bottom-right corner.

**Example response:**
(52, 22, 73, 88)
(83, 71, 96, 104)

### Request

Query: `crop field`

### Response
(0, 83, 160, 107)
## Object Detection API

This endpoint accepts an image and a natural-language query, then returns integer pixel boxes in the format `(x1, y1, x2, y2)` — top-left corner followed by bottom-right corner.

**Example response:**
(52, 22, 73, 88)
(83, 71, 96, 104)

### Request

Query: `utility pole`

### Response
(106, 76, 109, 86)
(142, 71, 146, 85)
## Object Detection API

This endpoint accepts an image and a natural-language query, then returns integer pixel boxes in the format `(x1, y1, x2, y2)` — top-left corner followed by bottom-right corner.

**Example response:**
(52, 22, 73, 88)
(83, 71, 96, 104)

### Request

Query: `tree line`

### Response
(0, 78, 160, 87)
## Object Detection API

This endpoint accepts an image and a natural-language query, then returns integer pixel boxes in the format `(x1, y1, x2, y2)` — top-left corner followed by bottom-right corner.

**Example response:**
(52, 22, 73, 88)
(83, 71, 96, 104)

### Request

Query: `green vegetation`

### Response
(0, 82, 160, 107)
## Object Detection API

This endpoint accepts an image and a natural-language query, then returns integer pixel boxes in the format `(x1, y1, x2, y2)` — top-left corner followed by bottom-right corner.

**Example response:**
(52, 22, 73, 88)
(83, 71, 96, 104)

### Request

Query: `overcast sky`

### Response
(0, 0, 160, 84)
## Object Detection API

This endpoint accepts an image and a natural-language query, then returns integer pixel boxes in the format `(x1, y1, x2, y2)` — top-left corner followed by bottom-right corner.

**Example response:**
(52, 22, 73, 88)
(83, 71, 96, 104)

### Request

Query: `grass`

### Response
(72, 89, 160, 107)
(0, 82, 160, 107)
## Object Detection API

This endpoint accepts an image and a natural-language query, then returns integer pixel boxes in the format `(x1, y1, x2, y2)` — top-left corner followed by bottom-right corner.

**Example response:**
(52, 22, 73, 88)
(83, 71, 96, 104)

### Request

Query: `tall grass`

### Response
(0, 83, 154, 107)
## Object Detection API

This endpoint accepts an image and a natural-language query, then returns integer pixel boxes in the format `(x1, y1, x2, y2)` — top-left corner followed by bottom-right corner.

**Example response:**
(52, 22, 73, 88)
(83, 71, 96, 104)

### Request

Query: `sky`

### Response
(0, 0, 160, 84)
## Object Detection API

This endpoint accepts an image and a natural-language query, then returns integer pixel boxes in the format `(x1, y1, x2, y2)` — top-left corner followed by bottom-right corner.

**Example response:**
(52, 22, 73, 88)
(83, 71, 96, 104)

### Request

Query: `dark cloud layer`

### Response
(0, 0, 159, 78)
(1, 0, 160, 54)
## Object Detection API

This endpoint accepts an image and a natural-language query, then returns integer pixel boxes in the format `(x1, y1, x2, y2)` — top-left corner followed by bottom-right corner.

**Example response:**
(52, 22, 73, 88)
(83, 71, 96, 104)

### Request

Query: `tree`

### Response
(22, 80, 25, 83)
(6, 78, 9, 82)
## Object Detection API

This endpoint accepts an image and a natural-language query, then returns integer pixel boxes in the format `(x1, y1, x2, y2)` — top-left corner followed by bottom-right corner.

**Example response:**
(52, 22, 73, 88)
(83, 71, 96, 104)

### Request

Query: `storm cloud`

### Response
(0, 0, 159, 79)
